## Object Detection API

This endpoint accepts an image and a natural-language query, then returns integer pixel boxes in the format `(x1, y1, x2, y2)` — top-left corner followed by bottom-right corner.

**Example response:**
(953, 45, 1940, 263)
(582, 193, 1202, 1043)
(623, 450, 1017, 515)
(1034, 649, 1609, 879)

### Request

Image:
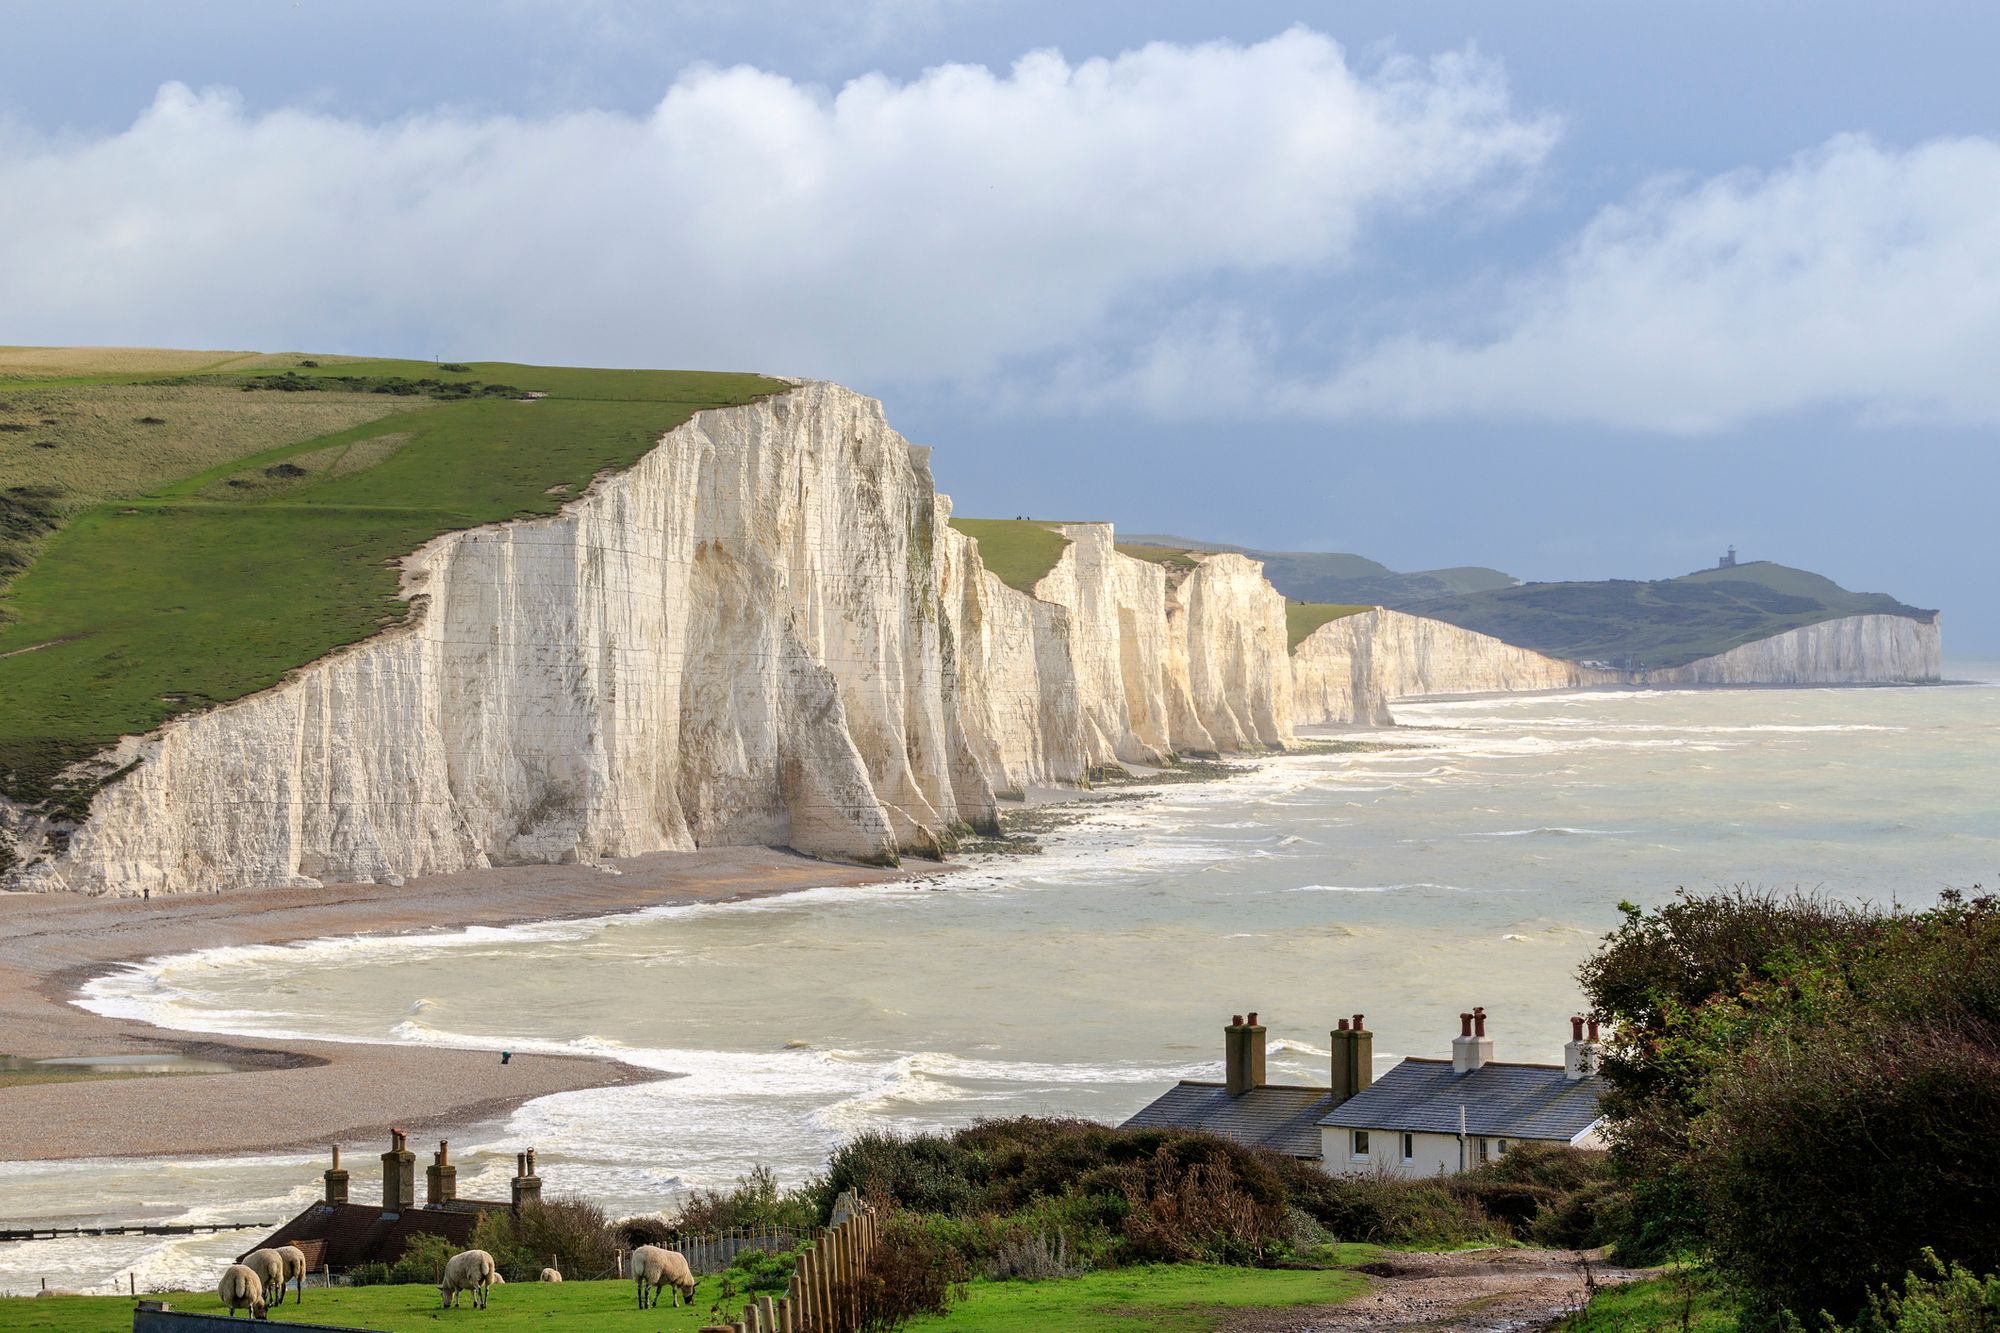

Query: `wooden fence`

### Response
(670, 1224, 803, 1277)
(705, 1197, 878, 1333)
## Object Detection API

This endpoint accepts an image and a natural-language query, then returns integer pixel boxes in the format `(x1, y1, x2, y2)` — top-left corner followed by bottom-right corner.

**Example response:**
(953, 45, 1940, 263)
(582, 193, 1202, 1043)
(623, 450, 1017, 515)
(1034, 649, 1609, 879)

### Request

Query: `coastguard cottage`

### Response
(244, 1130, 545, 1273)
(1122, 1007, 1607, 1177)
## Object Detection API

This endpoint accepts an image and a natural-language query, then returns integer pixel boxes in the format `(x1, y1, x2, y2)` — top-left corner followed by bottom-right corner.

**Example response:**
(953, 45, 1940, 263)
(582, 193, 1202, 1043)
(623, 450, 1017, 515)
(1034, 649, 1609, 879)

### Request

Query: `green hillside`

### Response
(1411, 561, 1935, 669)
(1121, 533, 1516, 605)
(0, 349, 781, 815)
(1286, 601, 1374, 650)
(948, 518, 1072, 592)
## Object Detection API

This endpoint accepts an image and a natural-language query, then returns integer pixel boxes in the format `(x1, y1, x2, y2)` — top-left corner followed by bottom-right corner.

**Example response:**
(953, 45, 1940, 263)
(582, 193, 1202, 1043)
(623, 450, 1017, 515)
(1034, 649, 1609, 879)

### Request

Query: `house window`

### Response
(1477, 1137, 1490, 1163)
(1497, 1138, 1509, 1156)
(1401, 1133, 1414, 1162)
(1352, 1130, 1370, 1158)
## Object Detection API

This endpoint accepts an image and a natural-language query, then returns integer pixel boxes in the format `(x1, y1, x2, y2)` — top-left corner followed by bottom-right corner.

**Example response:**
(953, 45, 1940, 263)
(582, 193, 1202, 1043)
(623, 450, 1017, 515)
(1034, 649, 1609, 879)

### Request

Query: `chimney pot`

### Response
(1231, 1014, 1243, 1027)
(1246, 1012, 1259, 1027)
(1460, 1012, 1473, 1037)
(1473, 1007, 1487, 1038)
(331, 1146, 340, 1170)
(1588, 1019, 1601, 1042)
(1337, 1018, 1350, 1031)
(1353, 1014, 1365, 1031)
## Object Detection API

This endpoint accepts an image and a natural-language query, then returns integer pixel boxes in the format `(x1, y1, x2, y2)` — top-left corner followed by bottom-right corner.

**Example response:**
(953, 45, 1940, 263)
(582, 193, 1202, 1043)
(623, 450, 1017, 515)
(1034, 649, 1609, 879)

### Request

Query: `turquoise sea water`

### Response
(3, 670, 1995, 1294)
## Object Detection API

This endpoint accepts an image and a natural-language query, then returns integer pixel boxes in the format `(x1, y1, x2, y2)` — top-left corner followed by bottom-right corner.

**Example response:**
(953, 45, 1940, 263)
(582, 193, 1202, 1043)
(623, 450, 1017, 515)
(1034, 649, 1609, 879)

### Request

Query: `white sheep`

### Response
(632, 1244, 696, 1309)
(239, 1251, 286, 1306)
(440, 1248, 497, 1310)
(275, 1244, 307, 1304)
(540, 1267, 563, 1282)
(216, 1263, 268, 1319)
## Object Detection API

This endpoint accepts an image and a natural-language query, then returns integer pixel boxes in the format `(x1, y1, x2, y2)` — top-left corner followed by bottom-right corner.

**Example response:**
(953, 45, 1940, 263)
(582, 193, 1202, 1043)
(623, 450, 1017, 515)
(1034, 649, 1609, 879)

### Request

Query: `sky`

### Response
(3, 2, 1994, 650)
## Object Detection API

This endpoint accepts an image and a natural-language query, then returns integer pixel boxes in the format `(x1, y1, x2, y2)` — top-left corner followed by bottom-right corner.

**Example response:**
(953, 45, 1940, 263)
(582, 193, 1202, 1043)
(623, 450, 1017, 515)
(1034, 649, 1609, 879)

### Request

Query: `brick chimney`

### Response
(425, 1139, 458, 1206)
(511, 1148, 542, 1213)
(381, 1129, 415, 1211)
(1224, 1012, 1267, 1097)
(323, 1145, 348, 1206)
(1451, 1007, 1493, 1075)
(1329, 1013, 1374, 1106)
(1564, 1016, 1601, 1080)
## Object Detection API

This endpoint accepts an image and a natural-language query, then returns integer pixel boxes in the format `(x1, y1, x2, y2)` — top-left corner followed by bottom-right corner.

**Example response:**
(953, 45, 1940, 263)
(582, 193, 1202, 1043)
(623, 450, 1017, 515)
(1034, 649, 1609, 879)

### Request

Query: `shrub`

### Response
(614, 1214, 676, 1249)
(1812, 1252, 2000, 1333)
(513, 1195, 622, 1281)
(986, 1228, 1082, 1282)
(843, 1210, 968, 1332)
(676, 1164, 820, 1234)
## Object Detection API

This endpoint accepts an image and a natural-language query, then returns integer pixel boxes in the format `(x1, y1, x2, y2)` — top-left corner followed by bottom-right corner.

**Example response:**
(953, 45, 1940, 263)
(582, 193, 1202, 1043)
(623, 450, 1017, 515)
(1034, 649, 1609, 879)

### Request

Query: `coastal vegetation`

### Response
(0, 350, 781, 811)
(1580, 888, 2000, 1329)
(1406, 561, 1934, 668)
(1284, 600, 1373, 650)
(946, 517, 1072, 592)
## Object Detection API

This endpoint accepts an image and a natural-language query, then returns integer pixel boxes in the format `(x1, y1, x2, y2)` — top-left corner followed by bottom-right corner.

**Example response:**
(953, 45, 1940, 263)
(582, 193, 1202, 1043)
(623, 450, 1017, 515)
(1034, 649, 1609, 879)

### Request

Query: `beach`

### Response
(0, 848, 913, 1162)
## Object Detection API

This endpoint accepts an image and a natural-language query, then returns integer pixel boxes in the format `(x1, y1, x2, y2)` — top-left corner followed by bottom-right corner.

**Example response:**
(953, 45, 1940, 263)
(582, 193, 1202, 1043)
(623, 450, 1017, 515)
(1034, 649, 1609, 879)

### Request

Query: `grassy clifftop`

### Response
(1410, 561, 1935, 669)
(0, 349, 782, 810)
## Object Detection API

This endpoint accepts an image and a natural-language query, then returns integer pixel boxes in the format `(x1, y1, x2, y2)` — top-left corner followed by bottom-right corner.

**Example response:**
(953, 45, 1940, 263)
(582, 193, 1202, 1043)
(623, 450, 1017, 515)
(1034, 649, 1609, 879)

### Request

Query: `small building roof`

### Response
(1120, 1081, 1335, 1158)
(244, 1199, 507, 1270)
(1317, 1059, 1606, 1141)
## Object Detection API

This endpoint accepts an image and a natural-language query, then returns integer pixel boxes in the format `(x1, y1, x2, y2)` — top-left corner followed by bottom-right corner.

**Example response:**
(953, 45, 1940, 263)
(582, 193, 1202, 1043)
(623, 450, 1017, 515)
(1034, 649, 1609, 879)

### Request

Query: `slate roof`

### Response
(1317, 1059, 1606, 1141)
(243, 1200, 508, 1270)
(1120, 1081, 1335, 1158)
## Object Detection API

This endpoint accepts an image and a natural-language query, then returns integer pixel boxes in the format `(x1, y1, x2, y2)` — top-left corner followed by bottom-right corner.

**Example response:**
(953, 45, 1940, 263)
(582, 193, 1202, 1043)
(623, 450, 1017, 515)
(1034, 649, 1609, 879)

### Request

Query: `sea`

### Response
(2, 668, 1995, 1295)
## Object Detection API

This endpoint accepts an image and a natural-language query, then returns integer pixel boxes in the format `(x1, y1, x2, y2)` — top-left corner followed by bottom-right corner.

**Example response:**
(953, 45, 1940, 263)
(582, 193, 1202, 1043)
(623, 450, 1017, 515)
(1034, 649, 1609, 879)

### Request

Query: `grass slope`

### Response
(0, 1267, 1368, 1332)
(1410, 561, 1935, 669)
(1285, 601, 1374, 651)
(1121, 533, 1516, 605)
(1114, 542, 1201, 574)
(949, 518, 1072, 593)
(1557, 1272, 1736, 1333)
(0, 353, 782, 809)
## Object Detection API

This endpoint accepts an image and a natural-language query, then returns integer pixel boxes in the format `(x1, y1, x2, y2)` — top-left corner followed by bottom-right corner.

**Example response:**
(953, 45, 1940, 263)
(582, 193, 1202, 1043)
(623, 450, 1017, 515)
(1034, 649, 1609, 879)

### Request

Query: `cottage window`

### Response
(1352, 1130, 1370, 1158)
(1401, 1133, 1414, 1162)
(1497, 1138, 1509, 1155)
(1477, 1137, 1490, 1163)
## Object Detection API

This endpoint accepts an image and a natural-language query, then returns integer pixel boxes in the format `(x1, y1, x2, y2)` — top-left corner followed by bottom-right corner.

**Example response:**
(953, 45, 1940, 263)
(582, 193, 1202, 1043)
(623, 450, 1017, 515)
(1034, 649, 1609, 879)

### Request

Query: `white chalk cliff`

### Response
(0, 384, 1945, 895)
(1630, 613, 1941, 687)
(1289, 609, 1618, 725)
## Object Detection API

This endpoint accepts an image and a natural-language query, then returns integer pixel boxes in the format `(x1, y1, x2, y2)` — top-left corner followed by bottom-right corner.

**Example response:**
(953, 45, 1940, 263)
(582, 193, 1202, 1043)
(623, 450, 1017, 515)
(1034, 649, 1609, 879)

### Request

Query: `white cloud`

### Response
(1295, 134, 2000, 431)
(0, 29, 1552, 386)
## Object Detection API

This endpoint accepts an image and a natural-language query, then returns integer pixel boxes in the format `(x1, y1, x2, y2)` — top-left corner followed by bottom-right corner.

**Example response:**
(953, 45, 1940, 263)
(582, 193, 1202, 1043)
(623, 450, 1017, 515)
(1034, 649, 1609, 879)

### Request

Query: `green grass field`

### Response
(1558, 1271, 1736, 1333)
(0, 1266, 1368, 1332)
(1113, 542, 1202, 574)
(1285, 601, 1374, 650)
(948, 518, 1072, 593)
(0, 352, 780, 810)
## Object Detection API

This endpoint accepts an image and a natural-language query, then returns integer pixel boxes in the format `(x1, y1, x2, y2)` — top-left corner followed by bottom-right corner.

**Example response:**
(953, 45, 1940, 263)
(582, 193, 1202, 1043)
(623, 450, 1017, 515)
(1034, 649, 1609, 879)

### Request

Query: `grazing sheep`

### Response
(33, 1289, 81, 1298)
(440, 1248, 497, 1310)
(217, 1264, 268, 1319)
(240, 1251, 285, 1305)
(632, 1244, 696, 1309)
(275, 1244, 307, 1304)
(540, 1268, 562, 1282)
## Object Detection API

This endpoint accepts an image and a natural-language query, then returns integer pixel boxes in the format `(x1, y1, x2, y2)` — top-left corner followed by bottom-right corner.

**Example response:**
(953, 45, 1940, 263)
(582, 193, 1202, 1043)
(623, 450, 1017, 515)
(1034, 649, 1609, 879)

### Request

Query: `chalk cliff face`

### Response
(0, 384, 1947, 896)
(20, 385, 983, 893)
(1291, 610, 1614, 725)
(1632, 613, 1942, 687)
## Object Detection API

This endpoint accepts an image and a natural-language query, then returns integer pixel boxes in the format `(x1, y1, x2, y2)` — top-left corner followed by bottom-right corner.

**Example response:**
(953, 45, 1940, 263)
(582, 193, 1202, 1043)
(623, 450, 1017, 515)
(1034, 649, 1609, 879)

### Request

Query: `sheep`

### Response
(240, 1251, 286, 1306)
(275, 1244, 307, 1304)
(632, 1244, 696, 1309)
(439, 1248, 497, 1310)
(539, 1267, 563, 1282)
(216, 1264, 268, 1319)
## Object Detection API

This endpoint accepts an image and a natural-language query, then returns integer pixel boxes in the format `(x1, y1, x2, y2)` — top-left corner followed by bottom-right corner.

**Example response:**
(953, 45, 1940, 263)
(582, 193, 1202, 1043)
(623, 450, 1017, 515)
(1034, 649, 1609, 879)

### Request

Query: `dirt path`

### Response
(1227, 1249, 1651, 1333)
